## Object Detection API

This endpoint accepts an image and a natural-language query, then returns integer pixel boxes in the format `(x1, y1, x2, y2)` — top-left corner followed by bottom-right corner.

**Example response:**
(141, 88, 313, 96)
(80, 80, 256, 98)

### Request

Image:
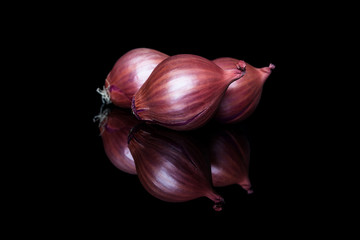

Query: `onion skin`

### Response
(128, 124, 224, 211)
(103, 48, 168, 107)
(209, 127, 252, 193)
(132, 54, 246, 131)
(213, 57, 275, 123)
(96, 107, 140, 174)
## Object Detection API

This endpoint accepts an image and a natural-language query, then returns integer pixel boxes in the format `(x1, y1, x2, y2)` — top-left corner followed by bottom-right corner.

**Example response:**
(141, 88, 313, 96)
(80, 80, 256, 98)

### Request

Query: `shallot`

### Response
(213, 57, 275, 123)
(97, 48, 168, 107)
(132, 54, 246, 130)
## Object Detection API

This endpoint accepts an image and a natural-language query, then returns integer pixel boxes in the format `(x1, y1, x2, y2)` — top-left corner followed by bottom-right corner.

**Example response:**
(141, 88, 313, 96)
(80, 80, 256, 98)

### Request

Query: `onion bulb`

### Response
(132, 54, 246, 130)
(97, 48, 168, 107)
(213, 57, 275, 123)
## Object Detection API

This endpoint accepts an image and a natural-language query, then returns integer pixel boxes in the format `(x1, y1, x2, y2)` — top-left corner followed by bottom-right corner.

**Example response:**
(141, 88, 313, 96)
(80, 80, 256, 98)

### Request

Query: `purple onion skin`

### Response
(132, 54, 246, 131)
(99, 108, 140, 174)
(105, 48, 168, 108)
(209, 127, 253, 193)
(213, 57, 275, 124)
(128, 124, 224, 211)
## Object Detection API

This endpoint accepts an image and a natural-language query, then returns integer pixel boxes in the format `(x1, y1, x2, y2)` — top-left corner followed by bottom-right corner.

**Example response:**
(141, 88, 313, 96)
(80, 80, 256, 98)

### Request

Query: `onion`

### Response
(132, 54, 246, 131)
(213, 57, 275, 123)
(93, 107, 140, 174)
(97, 48, 168, 107)
(209, 127, 252, 193)
(128, 124, 225, 211)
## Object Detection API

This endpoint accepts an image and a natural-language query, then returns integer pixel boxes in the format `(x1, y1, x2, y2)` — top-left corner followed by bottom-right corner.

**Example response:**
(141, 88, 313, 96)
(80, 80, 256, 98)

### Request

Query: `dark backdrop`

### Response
(29, 4, 332, 235)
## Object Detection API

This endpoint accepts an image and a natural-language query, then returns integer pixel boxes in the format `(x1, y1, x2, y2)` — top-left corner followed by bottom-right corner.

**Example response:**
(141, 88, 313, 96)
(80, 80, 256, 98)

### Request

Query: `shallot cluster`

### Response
(97, 48, 274, 130)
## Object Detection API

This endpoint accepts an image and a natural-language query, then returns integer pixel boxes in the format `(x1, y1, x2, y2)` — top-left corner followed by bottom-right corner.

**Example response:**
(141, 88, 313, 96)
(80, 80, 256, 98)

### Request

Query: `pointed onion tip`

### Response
(260, 63, 275, 76)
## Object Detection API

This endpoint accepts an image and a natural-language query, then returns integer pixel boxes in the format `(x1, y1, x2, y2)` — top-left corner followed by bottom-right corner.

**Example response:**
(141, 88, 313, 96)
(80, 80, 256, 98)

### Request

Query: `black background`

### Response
(18, 3, 343, 235)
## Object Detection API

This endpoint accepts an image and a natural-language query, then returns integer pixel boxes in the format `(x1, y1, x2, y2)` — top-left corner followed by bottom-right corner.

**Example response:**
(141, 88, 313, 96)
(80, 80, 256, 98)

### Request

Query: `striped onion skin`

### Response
(104, 48, 168, 108)
(132, 54, 246, 131)
(128, 124, 224, 211)
(213, 57, 275, 123)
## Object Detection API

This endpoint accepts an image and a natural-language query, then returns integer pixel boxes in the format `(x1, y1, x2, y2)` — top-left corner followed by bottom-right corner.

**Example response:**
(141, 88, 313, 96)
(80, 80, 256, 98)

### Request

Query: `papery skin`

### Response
(209, 128, 252, 193)
(98, 108, 140, 174)
(105, 48, 168, 107)
(132, 54, 246, 131)
(128, 125, 224, 210)
(213, 57, 275, 123)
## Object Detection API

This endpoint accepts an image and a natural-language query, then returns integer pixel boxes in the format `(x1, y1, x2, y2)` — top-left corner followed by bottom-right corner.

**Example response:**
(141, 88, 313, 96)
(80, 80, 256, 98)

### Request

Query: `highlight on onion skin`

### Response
(97, 48, 168, 107)
(128, 124, 225, 211)
(132, 54, 246, 131)
(208, 127, 253, 193)
(94, 107, 140, 174)
(213, 57, 275, 124)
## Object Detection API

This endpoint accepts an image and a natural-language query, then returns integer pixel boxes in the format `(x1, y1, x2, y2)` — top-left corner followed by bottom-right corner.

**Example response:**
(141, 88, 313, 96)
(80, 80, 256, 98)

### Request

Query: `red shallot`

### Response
(97, 48, 168, 107)
(132, 54, 246, 131)
(213, 57, 275, 123)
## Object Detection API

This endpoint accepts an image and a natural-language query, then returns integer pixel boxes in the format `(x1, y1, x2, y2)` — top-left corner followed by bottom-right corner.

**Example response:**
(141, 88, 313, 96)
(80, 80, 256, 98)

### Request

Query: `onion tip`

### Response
(236, 60, 246, 72)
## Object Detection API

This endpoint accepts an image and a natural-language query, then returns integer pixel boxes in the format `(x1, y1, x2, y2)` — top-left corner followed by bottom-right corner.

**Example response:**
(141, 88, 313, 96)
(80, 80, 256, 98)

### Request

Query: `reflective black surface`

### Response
(72, 57, 303, 223)
(39, 14, 325, 232)
(62, 46, 308, 229)
(10, 3, 348, 236)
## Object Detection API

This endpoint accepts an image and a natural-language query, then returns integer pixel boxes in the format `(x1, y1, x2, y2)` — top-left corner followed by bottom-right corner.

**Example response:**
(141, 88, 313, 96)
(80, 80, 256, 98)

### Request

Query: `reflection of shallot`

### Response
(128, 125, 225, 211)
(209, 127, 253, 194)
(213, 57, 275, 123)
(94, 107, 140, 174)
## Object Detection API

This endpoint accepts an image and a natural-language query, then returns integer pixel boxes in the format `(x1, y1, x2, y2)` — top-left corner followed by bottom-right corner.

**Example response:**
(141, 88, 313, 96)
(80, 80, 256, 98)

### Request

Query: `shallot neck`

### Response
(258, 63, 275, 83)
(206, 191, 225, 211)
(260, 63, 276, 74)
